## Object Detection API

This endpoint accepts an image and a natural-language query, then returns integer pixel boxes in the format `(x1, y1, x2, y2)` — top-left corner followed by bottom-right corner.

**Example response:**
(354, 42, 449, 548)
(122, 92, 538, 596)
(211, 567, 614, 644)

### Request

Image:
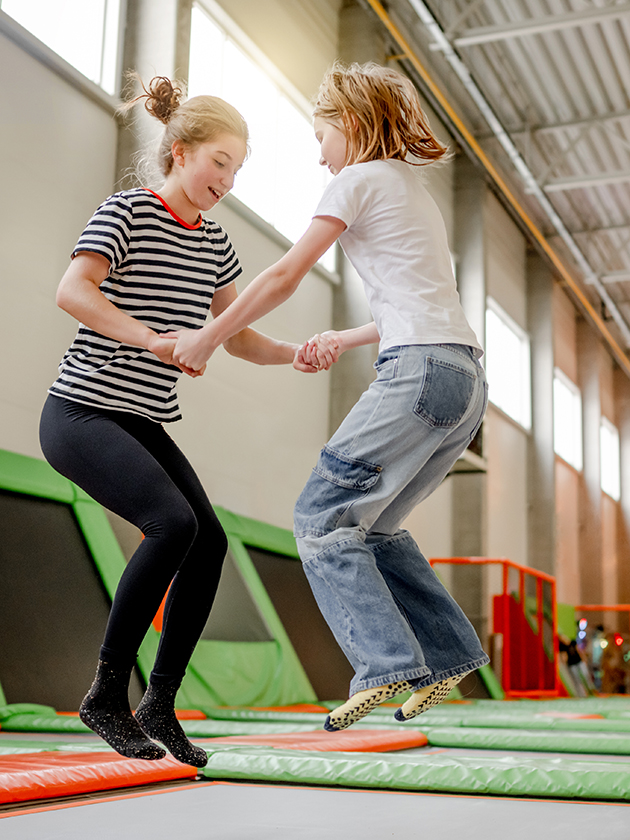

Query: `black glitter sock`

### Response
(79, 660, 166, 761)
(135, 679, 208, 767)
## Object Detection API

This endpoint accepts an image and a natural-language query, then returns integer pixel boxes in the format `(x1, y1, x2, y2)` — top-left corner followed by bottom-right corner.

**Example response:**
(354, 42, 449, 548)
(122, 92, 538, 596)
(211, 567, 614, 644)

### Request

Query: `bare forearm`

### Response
(196, 266, 297, 358)
(334, 323, 380, 354)
(57, 275, 155, 348)
(224, 327, 299, 365)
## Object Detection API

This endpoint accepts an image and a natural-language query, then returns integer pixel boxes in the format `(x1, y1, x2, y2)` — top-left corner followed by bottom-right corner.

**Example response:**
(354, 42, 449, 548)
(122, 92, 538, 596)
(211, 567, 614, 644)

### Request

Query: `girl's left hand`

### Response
(164, 329, 212, 373)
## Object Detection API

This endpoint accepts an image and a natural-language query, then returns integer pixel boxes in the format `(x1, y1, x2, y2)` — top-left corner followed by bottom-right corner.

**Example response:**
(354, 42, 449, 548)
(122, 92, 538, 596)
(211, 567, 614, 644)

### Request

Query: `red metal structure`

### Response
(430, 557, 562, 698)
(574, 605, 630, 633)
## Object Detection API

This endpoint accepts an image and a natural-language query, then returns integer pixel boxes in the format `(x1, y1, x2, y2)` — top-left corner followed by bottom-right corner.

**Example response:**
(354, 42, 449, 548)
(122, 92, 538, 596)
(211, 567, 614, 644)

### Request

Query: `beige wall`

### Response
(0, 30, 118, 459)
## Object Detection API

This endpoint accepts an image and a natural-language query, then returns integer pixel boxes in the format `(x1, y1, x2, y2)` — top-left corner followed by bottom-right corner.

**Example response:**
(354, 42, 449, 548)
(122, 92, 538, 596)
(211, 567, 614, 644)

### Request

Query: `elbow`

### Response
(55, 283, 73, 314)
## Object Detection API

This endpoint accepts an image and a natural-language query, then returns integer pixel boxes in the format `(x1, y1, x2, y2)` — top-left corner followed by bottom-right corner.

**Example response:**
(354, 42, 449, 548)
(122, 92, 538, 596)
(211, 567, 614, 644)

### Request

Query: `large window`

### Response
(485, 298, 531, 430)
(188, 1, 334, 271)
(600, 417, 621, 501)
(0, 0, 122, 95)
(553, 369, 583, 471)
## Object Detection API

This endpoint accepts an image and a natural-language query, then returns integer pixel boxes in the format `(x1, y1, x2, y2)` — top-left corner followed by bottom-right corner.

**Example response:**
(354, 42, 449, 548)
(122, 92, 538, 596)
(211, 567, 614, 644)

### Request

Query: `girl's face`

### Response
(314, 117, 348, 176)
(172, 133, 247, 216)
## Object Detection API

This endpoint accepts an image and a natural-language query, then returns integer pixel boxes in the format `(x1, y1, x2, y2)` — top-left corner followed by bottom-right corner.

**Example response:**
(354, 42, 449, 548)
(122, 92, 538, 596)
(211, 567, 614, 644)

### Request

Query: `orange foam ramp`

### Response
(0, 751, 197, 805)
(208, 728, 428, 752)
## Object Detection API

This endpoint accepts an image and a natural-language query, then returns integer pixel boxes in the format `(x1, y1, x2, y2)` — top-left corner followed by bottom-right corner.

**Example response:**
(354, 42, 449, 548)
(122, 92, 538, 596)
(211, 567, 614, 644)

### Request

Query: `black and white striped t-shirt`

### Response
(49, 188, 241, 423)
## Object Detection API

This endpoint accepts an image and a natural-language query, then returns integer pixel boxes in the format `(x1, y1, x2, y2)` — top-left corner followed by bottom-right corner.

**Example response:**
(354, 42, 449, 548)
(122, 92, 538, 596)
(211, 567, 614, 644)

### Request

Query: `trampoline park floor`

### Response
(1, 729, 630, 839)
(1, 774, 629, 840)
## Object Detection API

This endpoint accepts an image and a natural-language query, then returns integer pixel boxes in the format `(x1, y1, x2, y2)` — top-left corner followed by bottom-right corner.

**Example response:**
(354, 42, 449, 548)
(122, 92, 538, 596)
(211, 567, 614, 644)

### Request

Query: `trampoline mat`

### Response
(1, 781, 629, 840)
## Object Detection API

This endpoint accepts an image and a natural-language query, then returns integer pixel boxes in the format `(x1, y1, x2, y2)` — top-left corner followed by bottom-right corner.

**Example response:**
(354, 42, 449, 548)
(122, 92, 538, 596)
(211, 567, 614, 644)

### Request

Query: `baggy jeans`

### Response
(294, 344, 490, 696)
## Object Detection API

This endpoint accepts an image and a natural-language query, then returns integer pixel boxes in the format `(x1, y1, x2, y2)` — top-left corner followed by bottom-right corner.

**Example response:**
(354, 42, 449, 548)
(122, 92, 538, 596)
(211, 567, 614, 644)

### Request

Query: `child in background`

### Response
(170, 62, 489, 730)
(39, 77, 327, 766)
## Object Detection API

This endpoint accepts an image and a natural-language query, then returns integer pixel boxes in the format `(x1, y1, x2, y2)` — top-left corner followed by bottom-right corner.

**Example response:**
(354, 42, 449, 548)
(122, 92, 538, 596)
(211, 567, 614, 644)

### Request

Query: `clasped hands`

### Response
(148, 329, 341, 376)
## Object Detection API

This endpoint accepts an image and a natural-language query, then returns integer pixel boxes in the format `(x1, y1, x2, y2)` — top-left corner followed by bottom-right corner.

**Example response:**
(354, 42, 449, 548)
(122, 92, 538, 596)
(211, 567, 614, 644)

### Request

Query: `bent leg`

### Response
(295, 345, 488, 696)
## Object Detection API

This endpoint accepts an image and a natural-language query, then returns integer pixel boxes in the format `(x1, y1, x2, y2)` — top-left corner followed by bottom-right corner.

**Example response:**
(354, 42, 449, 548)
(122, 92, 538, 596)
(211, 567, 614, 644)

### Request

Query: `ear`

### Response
(347, 112, 360, 131)
(171, 139, 187, 168)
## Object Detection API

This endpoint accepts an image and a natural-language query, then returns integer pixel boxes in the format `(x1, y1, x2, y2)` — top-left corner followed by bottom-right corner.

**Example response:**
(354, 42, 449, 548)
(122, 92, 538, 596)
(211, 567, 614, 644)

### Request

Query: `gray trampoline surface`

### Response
(2, 781, 629, 840)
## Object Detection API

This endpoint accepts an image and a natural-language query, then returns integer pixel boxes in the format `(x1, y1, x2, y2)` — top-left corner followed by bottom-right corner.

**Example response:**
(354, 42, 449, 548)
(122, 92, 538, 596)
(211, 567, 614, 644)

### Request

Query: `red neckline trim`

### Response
(143, 189, 203, 229)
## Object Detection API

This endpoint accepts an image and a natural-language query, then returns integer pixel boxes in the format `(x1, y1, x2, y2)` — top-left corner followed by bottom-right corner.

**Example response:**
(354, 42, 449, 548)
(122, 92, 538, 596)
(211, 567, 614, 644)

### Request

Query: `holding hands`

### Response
(147, 333, 205, 378)
(294, 331, 341, 373)
(155, 327, 342, 376)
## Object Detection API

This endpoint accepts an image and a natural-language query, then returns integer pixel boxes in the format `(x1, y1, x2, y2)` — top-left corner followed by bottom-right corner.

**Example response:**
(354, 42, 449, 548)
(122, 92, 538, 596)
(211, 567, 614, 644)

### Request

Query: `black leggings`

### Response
(39, 394, 228, 680)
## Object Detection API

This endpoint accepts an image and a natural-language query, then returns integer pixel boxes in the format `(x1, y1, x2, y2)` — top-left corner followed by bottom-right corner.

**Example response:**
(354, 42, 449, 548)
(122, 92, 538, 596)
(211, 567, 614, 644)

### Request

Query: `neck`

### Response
(156, 180, 200, 226)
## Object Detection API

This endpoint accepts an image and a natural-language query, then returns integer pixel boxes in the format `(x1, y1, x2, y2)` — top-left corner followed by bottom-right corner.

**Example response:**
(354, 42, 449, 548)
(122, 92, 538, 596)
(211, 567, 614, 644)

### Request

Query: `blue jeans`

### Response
(294, 344, 490, 695)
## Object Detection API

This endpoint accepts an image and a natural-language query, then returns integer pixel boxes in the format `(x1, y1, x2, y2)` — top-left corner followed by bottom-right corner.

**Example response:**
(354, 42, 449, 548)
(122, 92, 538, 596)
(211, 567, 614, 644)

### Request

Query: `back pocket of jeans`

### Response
(414, 357, 475, 428)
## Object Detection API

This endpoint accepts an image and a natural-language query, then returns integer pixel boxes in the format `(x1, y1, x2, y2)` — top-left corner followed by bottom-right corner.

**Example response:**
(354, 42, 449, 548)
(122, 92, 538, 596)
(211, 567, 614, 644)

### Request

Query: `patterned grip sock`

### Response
(135, 681, 208, 768)
(79, 660, 166, 761)
(324, 681, 413, 731)
(394, 673, 469, 721)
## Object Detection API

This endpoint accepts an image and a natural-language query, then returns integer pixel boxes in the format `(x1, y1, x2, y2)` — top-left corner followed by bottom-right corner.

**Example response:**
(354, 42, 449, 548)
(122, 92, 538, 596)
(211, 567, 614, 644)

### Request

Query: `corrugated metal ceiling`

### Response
(371, 0, 630, 358)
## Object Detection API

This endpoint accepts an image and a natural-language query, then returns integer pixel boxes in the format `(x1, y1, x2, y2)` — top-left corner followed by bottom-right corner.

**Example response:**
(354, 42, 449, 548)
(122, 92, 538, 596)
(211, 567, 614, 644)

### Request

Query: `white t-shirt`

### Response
(314, 159, 482, 355)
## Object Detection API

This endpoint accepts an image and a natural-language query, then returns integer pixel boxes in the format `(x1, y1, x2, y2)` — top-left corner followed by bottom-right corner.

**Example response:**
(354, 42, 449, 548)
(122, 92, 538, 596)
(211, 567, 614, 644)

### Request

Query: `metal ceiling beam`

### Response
(587, 270, 630, 285)
(441, 3, 630, 48)
(550, 222, 630, 236)
(363, 0, 630, 376)
(478, 108, 630, 139)
(542, 168, 630, 192)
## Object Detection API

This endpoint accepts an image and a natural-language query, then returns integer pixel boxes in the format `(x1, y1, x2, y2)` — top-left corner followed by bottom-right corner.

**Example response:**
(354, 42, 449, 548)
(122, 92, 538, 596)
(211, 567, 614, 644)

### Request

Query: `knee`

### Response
(194, 510, 229, 559)
(145, 500, 199, 549)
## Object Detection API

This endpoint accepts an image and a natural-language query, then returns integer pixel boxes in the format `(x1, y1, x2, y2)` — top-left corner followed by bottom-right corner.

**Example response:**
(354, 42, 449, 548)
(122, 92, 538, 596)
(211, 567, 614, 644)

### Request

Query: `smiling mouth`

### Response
(209, 187, 222, 201)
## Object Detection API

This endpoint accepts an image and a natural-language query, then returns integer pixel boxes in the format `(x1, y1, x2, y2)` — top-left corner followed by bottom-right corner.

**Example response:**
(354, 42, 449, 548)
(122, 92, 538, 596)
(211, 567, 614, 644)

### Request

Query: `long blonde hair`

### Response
(120, 75, 249, 181)
(313, 62, 448, 166)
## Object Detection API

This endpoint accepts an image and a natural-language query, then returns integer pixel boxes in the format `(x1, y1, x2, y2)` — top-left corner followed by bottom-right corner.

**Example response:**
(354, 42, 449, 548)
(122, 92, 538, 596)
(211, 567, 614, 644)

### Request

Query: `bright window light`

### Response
(553, 369, 583, 471)
(189, 2, 335, 272)
(485, 299, 531, 430)
(1, 0, 122, 95)
(600, 417, 621, 501)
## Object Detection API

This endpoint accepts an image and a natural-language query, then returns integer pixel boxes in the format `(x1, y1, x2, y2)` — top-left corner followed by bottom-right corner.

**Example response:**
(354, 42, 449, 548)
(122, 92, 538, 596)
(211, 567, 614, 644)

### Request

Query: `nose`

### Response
(319, 155, 326, 167)
(221, 170, 235, 190)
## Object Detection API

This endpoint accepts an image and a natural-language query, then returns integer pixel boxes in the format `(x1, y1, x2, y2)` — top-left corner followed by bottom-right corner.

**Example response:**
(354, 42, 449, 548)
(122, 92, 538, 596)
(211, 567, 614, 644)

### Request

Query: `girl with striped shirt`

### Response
(39, 77, 332, 766)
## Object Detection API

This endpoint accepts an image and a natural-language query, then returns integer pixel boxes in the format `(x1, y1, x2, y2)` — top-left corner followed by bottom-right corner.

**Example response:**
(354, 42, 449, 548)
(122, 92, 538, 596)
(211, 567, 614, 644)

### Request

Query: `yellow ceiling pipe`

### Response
(366, 0, 630, 377)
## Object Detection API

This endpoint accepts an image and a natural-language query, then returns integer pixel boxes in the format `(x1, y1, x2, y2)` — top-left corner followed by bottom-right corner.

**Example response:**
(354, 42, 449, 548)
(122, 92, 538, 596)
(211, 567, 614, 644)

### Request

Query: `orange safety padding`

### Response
(537, 711, 605, 720)
(206, 728, 428, 753)
(56, 709, 207, 720)
(0, 751, 197, 805)
(174, 709, 207, 720)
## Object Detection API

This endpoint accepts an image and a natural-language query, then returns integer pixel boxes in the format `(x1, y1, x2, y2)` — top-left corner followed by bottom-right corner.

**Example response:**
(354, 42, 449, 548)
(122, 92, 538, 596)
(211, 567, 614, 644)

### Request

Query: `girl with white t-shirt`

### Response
(171, 62, 489, 731)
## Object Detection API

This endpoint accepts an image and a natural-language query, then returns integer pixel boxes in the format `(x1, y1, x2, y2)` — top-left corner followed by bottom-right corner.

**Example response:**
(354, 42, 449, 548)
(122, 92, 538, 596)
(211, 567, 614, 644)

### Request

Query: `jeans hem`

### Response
(349, 654, 489, 695)
(350, 666, 431, 695)
(409, 654, 490, 690)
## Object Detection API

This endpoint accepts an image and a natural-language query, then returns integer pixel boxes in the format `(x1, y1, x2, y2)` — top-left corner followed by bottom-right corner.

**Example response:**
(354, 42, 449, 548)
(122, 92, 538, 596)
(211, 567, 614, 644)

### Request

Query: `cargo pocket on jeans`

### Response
(414, 357, 475, 429)
(293, 445, 382, 537)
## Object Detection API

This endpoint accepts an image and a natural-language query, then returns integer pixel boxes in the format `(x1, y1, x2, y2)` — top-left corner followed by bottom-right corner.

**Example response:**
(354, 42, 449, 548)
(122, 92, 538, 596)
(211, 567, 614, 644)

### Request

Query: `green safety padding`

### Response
(557, 602, 577, 639)
(469, 697, 630, 712)
(180, 641, 294, 708)
(477, 663, 505, 700)
(404, 709, 630, 732)
(199, 745, 630, 800)
(422, 725, 630, 755)
(0, 704, 56, 722)
(0, 739, 110, 755)
(0, 715, 91, 734)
